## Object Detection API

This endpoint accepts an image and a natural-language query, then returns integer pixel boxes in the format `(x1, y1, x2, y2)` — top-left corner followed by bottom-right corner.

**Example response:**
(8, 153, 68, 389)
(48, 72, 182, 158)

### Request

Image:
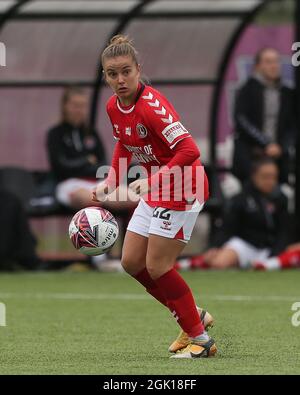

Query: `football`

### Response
(69, 207, 119, 256)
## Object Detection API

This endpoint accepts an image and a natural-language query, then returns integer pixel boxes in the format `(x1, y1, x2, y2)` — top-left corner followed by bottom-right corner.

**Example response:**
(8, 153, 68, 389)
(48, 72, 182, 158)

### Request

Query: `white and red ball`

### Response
(69, 207, 119, 256)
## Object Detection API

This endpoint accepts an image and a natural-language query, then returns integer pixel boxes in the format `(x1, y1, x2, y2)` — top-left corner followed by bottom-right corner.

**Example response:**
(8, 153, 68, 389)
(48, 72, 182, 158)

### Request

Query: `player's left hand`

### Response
(129, 178, 149, 195)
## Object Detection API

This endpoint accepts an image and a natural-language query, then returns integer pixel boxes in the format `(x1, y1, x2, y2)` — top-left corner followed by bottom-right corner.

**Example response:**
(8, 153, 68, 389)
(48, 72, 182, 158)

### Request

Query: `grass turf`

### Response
(0, 270, 299, 375)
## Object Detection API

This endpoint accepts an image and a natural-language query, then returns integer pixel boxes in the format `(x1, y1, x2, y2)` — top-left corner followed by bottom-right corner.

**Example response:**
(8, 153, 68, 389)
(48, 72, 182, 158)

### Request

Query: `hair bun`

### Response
(109, 34, 132, 46)
(102, 34, 138, 65)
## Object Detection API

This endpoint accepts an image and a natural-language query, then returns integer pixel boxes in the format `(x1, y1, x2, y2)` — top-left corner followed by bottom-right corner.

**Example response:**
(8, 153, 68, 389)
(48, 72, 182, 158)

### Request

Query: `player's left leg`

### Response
(146, 235, 217, 358)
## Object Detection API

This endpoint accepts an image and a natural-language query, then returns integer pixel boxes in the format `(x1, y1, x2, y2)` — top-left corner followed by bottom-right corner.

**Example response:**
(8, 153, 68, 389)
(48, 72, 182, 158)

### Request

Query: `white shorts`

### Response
(127, 198, 204, 243)
(56, 178, 97, 206)
(224, 237, 271, 268)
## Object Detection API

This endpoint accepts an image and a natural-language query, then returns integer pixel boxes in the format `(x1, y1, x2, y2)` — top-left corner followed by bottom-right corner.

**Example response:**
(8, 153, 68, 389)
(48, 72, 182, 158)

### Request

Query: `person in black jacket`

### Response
(47, 86, 139, 210)
(176, 158, 290, 270)
(232, 48, 296, 183)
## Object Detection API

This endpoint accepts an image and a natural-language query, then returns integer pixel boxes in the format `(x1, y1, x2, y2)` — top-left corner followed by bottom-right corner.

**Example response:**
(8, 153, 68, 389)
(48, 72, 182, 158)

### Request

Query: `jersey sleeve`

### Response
(106, 100, 120, 141)
(141, 89, 191, 149)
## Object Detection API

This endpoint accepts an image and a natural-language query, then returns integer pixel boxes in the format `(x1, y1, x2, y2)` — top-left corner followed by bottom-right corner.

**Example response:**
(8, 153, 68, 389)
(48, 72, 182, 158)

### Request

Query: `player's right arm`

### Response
(93, 99, 132, 202)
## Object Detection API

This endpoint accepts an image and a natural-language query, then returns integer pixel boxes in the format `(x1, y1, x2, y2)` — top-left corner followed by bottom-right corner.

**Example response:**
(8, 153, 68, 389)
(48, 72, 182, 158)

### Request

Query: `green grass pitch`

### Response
(0, 270, 299, 375)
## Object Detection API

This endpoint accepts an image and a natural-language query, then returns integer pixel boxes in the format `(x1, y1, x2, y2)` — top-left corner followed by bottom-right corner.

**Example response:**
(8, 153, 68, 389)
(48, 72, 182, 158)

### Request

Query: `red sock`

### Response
(175, 256, 210, 271)
(133, 268, 168, 306)
(190, 256, 210, 270)
(279, 250, 300, 269)
(155, 268, 204, 338)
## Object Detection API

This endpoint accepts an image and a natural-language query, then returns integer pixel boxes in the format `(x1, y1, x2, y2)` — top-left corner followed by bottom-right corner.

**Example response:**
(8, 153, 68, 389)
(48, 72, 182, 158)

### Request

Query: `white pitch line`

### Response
(0, 292, 149, 301)
(0, 292, 299, 302)
(212, 295, 300, 302)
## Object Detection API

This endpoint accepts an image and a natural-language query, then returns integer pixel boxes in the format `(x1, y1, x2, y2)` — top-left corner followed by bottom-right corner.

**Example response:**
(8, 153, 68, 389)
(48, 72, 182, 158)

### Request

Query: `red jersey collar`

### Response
(116, 83, 145, 114)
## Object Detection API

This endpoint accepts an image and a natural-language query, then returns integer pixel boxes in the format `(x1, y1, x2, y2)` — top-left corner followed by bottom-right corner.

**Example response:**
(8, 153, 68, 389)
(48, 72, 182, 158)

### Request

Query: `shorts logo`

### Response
(160, 220, 172, 231)
(136, 124, 148, 138)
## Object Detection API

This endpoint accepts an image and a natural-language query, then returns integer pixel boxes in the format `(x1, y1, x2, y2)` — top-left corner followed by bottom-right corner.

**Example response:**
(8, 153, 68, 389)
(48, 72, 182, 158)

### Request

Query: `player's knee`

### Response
(146, 263, 157, 279)
(146, 261, 169, 280)
(121, 255, 141, 275)
(120, 256, 131, 273)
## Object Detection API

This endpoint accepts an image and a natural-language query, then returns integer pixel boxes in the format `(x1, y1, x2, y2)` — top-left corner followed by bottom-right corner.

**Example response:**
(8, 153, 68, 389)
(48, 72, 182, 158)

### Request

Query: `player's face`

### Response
(103, 55, 141, 104)
(256, 49, 281, 82)
(64, 94, 88, 126)
(252, 163, 278, 195)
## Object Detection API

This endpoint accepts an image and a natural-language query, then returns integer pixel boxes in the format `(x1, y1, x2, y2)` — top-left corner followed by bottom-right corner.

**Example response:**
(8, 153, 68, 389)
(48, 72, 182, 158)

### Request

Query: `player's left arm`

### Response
(142, 92, 194, 150)
(129, 94, 200, 195)
(129, 137, 200, 195)
(143, 92, 201, 187)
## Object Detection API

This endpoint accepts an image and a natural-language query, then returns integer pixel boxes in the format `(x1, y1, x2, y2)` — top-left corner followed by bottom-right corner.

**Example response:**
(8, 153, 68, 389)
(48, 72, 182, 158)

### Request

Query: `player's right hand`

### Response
(92, 182, 112, 202)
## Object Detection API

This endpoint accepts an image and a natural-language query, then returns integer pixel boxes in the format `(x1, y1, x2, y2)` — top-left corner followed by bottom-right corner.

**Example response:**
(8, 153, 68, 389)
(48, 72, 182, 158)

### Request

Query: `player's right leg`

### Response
(121, 199, 171, 305)
(121, 230, 148, 275)
(121, 230, 168, 306)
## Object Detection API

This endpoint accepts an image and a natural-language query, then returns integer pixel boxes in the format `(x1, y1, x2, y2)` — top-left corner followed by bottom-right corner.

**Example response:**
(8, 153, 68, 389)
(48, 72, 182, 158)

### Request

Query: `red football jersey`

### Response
(106, 84, 208, 210)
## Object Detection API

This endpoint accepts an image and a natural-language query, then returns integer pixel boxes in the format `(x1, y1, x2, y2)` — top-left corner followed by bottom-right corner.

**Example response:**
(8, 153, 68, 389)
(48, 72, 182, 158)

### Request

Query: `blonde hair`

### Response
(101, 34, 139, 67)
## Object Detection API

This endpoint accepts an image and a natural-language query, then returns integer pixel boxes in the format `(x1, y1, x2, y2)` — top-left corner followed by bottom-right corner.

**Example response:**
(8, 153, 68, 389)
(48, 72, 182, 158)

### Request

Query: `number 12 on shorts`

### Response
(153, 208, 171, 220)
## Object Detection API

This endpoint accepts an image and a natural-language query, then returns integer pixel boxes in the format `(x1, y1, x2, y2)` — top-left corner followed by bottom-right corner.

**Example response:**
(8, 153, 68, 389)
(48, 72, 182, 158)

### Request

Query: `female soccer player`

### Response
(93, 35, 217, 359)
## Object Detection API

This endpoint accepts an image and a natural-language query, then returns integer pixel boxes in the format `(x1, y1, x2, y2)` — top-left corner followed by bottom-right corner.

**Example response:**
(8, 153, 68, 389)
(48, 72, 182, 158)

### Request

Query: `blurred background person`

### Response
(47, 86, 139, 212)
(232, 48, 296, 184)
(176, 158, 290, 270)
(0, 189, 41, 271)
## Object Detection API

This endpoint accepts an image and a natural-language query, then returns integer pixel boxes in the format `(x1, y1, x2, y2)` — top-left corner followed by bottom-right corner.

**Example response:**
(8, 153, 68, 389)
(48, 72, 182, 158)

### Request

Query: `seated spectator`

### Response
(47, 86, 139, 211)
(0, 189, 41, 271)
(175, 158, 290, 270)
(232, 48, 296, 183)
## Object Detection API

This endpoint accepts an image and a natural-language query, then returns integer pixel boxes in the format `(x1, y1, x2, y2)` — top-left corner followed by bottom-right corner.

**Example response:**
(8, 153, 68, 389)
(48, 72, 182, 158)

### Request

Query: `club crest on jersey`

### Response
(136, 124, 148, 138)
